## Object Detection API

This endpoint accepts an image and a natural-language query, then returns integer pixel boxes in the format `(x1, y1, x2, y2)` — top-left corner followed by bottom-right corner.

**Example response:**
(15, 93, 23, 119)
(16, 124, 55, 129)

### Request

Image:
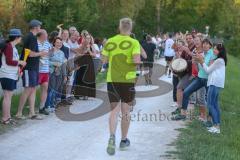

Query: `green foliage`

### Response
(225, 37, 240, 57)
(0, 0, 239, 55)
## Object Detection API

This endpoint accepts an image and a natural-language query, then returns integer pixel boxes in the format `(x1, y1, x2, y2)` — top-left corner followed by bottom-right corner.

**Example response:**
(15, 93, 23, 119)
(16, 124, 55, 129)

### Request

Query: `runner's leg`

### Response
(121, 102, 131, 140)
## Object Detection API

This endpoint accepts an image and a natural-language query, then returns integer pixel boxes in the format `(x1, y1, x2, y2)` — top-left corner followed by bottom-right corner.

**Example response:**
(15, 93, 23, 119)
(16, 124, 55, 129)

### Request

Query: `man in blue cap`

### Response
(16, 19, 48, 120)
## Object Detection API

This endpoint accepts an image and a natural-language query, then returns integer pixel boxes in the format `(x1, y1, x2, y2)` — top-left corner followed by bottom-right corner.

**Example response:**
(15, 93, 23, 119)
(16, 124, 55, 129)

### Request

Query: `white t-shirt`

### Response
(93, 44, 101, 58)
(68, 40, 79, 59)
(202, 58, 225, 88)
(152, 37, 157, 45)
(63, 41, 70, 49)
(0, 44, 19, 80)
(156, 37, 162, 47)
(164, 38, 175, 57)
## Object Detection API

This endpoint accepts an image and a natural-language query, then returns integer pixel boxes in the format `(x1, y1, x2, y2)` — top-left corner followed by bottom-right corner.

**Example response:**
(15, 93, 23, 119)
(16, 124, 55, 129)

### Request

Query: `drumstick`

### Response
(57, 24, 64, 30)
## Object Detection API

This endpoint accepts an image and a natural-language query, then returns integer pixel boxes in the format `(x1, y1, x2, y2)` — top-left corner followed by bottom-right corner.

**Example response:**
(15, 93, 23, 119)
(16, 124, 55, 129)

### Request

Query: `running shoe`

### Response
(107, 135, 116, 155)
(39, 108, 50, 115)
(171, 108, 181, 115)
(149, 79, 152, 85)
(171, 114, 187, 121)
(60, 99, 73, 106)
(119, 138, 130, 151)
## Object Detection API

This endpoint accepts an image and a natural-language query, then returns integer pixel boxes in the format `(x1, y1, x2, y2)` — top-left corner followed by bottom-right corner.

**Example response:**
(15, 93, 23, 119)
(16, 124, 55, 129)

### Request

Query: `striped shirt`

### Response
(38, 41, 51, 73)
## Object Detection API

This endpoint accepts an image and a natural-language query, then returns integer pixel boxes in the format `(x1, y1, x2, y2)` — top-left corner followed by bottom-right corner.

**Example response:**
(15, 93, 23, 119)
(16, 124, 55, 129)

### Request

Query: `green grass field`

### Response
(175, 55, 240, 160)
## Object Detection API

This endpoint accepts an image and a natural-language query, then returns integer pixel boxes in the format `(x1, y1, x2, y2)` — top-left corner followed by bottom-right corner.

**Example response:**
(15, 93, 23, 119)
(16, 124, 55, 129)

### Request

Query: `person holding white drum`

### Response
(172, 38, 216, 121)
(171, 39, 192, 115)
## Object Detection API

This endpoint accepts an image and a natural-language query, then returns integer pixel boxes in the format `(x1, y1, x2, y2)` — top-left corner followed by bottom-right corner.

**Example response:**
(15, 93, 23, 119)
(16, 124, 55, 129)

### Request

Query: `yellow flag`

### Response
(23, 48, 31, 62)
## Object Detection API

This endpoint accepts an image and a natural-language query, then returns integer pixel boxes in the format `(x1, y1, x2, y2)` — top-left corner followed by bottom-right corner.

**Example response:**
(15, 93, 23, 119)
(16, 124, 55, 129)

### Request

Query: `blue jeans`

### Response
(45, 88, 56, 108)
(207, 85, 221, 125)
(182, 77, 208, 110)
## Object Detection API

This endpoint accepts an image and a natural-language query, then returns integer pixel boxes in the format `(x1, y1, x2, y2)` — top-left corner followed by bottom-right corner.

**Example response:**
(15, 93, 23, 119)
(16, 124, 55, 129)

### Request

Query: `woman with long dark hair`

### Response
(74, 34, 96, 100)
(0, 29, 26, 124)
(196, 43, 227, 134)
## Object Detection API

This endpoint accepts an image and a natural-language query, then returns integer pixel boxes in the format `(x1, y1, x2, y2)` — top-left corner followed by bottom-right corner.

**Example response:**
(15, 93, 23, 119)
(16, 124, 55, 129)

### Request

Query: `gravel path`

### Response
(0, 59, 185, 160)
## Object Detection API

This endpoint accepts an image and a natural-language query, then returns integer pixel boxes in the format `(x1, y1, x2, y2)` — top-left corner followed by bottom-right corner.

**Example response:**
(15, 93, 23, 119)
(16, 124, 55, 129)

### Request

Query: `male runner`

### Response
(102, 18, 141, 155)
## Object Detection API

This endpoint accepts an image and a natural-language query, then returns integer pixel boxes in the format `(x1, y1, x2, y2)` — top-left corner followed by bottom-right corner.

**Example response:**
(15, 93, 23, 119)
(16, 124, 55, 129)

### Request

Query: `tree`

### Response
(0, 0, 26, 36)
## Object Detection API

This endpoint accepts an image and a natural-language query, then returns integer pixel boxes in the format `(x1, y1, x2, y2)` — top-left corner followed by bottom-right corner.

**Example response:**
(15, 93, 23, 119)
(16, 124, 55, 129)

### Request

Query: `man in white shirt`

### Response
(66, 31, 80, 100)
(68, 31, 80, 59)
(164, 33, 175, 77)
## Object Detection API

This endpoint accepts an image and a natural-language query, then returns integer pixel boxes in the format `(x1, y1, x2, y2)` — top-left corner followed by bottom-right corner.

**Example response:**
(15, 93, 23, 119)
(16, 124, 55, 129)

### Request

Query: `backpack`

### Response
(0, 37, 6, 67)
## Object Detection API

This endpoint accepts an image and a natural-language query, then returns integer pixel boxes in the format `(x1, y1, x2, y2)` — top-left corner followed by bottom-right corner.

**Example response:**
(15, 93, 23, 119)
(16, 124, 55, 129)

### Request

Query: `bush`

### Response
(225, 36, 240, 57)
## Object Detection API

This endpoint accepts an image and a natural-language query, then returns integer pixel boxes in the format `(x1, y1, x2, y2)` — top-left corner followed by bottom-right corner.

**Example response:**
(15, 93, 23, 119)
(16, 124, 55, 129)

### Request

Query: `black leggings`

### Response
(172, 75, 179, 102)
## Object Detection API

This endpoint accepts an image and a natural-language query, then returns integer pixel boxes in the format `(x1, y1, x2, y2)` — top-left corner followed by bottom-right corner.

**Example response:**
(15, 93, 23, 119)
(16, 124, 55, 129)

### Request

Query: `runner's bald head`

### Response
(119, 18, 133, 34)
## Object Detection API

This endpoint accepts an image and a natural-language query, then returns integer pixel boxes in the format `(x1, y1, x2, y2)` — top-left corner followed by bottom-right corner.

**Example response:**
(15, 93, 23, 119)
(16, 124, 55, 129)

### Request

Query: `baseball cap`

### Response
(29, 19, 42, 28)
(9, 28, 22, 36)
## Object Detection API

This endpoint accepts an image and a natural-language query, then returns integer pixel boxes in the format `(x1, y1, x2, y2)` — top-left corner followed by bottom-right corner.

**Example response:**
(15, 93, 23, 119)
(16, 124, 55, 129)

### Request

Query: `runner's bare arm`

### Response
(133, 54, 141, 64)
(140, 46, 147, 59)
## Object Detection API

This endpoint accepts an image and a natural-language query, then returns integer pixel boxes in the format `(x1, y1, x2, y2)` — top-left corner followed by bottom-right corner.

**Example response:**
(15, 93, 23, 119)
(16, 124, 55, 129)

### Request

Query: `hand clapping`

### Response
(193, 54, 204, 64)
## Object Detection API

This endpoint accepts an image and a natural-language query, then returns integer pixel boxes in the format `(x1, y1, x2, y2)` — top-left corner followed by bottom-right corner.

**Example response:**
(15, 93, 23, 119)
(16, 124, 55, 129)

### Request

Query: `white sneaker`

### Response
(208, 127, 220, 134)
(141, 70, 149, 76)
(100, 68, 106, 72)
(171, 102, 178, 107)
(136, 70, 141, 75)
(50, 108, 56, 113)
(46, 107, 55, 113)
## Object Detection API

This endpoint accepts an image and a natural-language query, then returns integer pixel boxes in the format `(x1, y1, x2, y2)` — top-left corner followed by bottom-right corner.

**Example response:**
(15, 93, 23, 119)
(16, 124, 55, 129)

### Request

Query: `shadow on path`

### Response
(56, 63, 172, 121)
